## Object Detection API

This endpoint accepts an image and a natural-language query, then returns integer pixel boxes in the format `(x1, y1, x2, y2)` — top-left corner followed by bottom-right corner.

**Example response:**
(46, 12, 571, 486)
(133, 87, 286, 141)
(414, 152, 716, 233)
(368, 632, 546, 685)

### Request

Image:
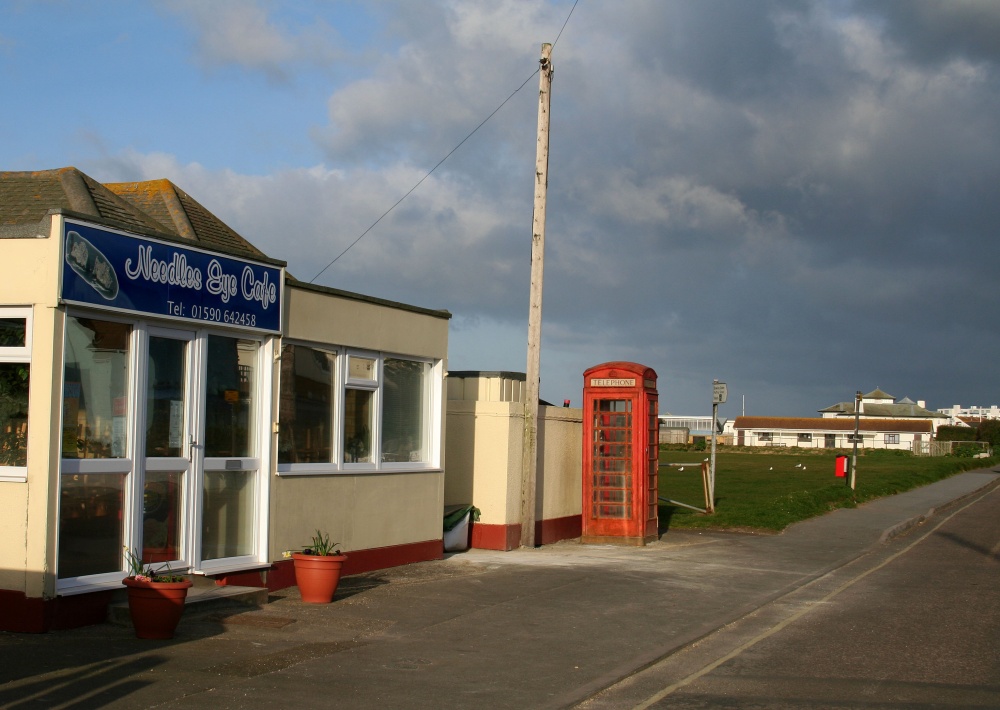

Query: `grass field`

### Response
(657, 447, 998, 532)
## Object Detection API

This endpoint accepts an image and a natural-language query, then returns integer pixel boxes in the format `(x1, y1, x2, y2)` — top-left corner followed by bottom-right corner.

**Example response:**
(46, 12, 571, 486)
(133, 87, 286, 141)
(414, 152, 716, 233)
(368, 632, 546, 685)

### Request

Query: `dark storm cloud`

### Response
(90, 0, 1000, 415)
(859, 0, 1000, 66)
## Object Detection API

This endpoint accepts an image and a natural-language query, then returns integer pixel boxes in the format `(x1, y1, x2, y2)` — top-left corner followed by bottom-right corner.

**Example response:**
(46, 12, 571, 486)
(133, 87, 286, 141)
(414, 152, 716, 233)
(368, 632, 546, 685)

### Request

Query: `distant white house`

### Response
(733, 416, 932, 451)
(819, 388, 950, 433)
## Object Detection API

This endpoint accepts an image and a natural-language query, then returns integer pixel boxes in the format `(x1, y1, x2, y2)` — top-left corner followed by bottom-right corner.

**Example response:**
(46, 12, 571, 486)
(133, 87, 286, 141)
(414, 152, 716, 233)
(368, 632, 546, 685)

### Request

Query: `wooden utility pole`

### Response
(520, 43, 553, 548)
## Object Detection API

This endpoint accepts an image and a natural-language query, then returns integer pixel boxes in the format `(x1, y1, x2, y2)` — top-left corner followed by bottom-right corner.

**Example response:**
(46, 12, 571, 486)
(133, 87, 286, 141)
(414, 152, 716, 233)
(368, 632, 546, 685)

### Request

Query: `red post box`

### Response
(582, 362, 659, 546)
(835, 454, 848, 478)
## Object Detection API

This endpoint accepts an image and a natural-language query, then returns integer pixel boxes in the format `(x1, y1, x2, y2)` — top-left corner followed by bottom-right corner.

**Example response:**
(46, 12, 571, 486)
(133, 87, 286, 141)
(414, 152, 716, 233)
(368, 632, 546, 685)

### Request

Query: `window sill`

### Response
(276, 465, 441, 477)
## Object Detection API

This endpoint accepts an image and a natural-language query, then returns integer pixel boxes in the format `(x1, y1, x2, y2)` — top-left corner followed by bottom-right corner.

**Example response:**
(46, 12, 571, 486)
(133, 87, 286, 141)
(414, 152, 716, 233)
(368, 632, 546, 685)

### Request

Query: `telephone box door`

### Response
(582, 362, 659, 546)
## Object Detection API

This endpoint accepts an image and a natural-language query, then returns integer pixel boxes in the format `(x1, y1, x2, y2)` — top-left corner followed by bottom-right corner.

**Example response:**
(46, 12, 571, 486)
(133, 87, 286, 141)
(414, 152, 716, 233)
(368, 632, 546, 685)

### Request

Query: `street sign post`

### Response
(709, 380, 728, 513)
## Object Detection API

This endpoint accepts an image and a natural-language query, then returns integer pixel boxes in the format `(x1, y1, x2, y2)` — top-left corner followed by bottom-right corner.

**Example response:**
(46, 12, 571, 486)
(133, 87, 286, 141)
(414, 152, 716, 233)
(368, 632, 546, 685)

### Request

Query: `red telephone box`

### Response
(582, 362, 659, 546)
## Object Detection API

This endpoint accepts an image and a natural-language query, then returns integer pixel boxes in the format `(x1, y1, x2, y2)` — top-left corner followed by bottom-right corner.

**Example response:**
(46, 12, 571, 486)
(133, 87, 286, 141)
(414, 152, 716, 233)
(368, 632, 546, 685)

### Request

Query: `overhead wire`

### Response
(308, 0, 580, 284)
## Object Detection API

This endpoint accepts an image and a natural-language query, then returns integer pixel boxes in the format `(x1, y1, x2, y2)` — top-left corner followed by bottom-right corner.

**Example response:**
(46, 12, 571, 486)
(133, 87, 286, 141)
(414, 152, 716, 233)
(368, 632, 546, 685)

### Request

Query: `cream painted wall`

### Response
(538, 406, 583, 520)
(269, 471, 443, 556)
(283, 284, 448, 359)
(0, 216, 63, 595)
(445, 399, 583, 527)
(444, 401, 523, 525)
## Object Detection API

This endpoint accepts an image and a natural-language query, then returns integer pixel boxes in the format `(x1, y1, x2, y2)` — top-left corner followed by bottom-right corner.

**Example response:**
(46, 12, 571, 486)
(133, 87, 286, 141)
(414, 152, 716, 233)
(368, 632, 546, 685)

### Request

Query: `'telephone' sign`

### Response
(590, 378, 636, 387)
(61, 220, 282, 333)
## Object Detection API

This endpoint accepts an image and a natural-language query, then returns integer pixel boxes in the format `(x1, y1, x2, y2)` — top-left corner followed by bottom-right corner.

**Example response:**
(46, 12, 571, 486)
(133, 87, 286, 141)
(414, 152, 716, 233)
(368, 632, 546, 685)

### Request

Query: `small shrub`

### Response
(951, 443, 981, 458)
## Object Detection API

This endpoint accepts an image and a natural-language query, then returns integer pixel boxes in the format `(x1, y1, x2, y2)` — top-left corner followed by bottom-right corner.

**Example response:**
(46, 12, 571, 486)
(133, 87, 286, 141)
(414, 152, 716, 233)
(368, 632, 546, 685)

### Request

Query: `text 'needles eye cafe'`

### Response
(0, 168, 450, 632)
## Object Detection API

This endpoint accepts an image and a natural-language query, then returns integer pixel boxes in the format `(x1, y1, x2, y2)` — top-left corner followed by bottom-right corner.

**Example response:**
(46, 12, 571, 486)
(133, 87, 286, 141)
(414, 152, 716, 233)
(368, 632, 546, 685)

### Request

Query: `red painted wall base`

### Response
(0, 589, 116, 634)
(470, 514, 581, 551)
(214, 538, 445, 592)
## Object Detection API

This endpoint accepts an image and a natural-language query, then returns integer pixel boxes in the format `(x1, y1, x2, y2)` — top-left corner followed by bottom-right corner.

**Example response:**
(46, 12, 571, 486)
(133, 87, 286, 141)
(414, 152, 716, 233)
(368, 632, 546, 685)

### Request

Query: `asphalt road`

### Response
(582, 484, 1000, 709)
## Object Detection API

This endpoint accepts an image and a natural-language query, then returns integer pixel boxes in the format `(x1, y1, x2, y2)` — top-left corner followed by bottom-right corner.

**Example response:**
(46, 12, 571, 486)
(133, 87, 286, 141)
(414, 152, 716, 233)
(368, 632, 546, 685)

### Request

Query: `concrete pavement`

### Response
(1, 468, 997, 709)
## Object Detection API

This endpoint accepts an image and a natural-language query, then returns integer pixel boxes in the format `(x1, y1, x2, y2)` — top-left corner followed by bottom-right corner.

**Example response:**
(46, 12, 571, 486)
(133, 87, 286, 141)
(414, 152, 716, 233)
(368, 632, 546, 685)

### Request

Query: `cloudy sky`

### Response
(3, 0, 999, 417)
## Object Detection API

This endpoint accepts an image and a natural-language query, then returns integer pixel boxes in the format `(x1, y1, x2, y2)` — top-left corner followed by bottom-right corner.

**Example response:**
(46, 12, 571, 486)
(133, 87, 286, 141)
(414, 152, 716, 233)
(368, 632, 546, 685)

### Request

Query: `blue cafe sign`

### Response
(60, 220, 283, 333)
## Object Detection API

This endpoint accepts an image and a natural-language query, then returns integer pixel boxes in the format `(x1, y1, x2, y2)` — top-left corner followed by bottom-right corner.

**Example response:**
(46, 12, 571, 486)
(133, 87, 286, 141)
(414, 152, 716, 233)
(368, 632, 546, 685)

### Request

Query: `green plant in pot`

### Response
(121, 547, 192, 639)
(285, 530, 348, 603)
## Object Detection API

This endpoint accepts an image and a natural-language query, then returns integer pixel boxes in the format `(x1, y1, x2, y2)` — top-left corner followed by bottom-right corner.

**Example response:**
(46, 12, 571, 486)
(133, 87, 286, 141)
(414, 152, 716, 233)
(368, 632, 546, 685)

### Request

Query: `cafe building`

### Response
(0, 168, 450, 632)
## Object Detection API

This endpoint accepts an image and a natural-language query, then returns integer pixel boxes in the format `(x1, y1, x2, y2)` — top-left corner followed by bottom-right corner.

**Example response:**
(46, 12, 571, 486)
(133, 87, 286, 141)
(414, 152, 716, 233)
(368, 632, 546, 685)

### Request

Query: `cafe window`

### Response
(58, 316, 132, 579)
(61, 317, 132, 460)
(382, 358, 430, 464)
(277, 345, 438, 472)
(0, 308, 31, 481)
(277, 344, 337, 464)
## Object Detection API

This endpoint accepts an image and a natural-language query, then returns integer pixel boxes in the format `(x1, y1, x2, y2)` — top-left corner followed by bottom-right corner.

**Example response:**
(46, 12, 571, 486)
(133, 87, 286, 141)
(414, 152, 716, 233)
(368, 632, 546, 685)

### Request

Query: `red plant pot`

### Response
(122, 577, 193, 639)
(292, 553, 348, 603)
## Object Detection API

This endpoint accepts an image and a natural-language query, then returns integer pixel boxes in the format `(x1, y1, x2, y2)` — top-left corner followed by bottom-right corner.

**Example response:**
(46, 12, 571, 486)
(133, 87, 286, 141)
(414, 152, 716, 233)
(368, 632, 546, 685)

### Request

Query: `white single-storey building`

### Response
(733, 416, 932, 450)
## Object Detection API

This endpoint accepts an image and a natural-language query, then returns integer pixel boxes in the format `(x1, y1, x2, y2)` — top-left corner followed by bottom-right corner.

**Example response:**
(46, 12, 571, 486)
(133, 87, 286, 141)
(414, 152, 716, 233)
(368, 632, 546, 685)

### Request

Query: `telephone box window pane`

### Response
(205, 336, 257, 458)
(278, 344, 336, 464)
(62, 318, 131, 459)
(593, 504, 627, 518)
(58, 473, 126, 578)
(593, 474, 628, 488)
(382, 358, 429, 463)
(142, 471, 183, 563)
(593, 489, 631, 503)
(202, 470, 255, 560)
(0, 362, 29, 467)
(344, 389, 374, 463)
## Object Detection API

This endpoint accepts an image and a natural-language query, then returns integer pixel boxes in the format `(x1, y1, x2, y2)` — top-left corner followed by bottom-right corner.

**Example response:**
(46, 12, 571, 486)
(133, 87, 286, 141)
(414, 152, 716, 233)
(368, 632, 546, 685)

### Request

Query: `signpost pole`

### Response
(710, 380, 727, 513)
(849, 390, 861, 490)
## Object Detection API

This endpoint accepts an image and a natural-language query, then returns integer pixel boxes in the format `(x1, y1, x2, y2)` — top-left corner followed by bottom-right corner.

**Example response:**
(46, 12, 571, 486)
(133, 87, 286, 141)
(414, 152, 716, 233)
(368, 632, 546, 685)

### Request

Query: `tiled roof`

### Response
(1, 167, 166, 237)
(105, 180, 268, 260)
(819, 402, 941, 418)
(1, 167, 277, 264)
(863, 388, 894, 400)
(734, 416, 933, 433)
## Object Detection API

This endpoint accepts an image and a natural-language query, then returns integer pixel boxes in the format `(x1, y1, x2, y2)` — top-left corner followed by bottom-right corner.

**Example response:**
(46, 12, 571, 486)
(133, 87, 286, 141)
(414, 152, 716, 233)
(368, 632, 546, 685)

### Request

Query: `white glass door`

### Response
(139, 330, 194, 569)
(198, 334, 261, 567)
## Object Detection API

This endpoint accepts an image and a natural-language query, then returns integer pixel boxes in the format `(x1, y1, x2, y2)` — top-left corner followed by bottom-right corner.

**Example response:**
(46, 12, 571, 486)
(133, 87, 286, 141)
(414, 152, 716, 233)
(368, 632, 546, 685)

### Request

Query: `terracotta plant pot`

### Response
(122, 577, 193, 639)
(292, 553, 348, 603)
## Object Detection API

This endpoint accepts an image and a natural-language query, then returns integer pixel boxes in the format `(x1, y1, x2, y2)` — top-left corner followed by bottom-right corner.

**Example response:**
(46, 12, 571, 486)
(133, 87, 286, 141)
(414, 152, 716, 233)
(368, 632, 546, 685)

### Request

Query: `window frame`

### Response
(884, 433, 900, 445)
(0, 306, 32, 482)
(276, 342, 441, 476)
